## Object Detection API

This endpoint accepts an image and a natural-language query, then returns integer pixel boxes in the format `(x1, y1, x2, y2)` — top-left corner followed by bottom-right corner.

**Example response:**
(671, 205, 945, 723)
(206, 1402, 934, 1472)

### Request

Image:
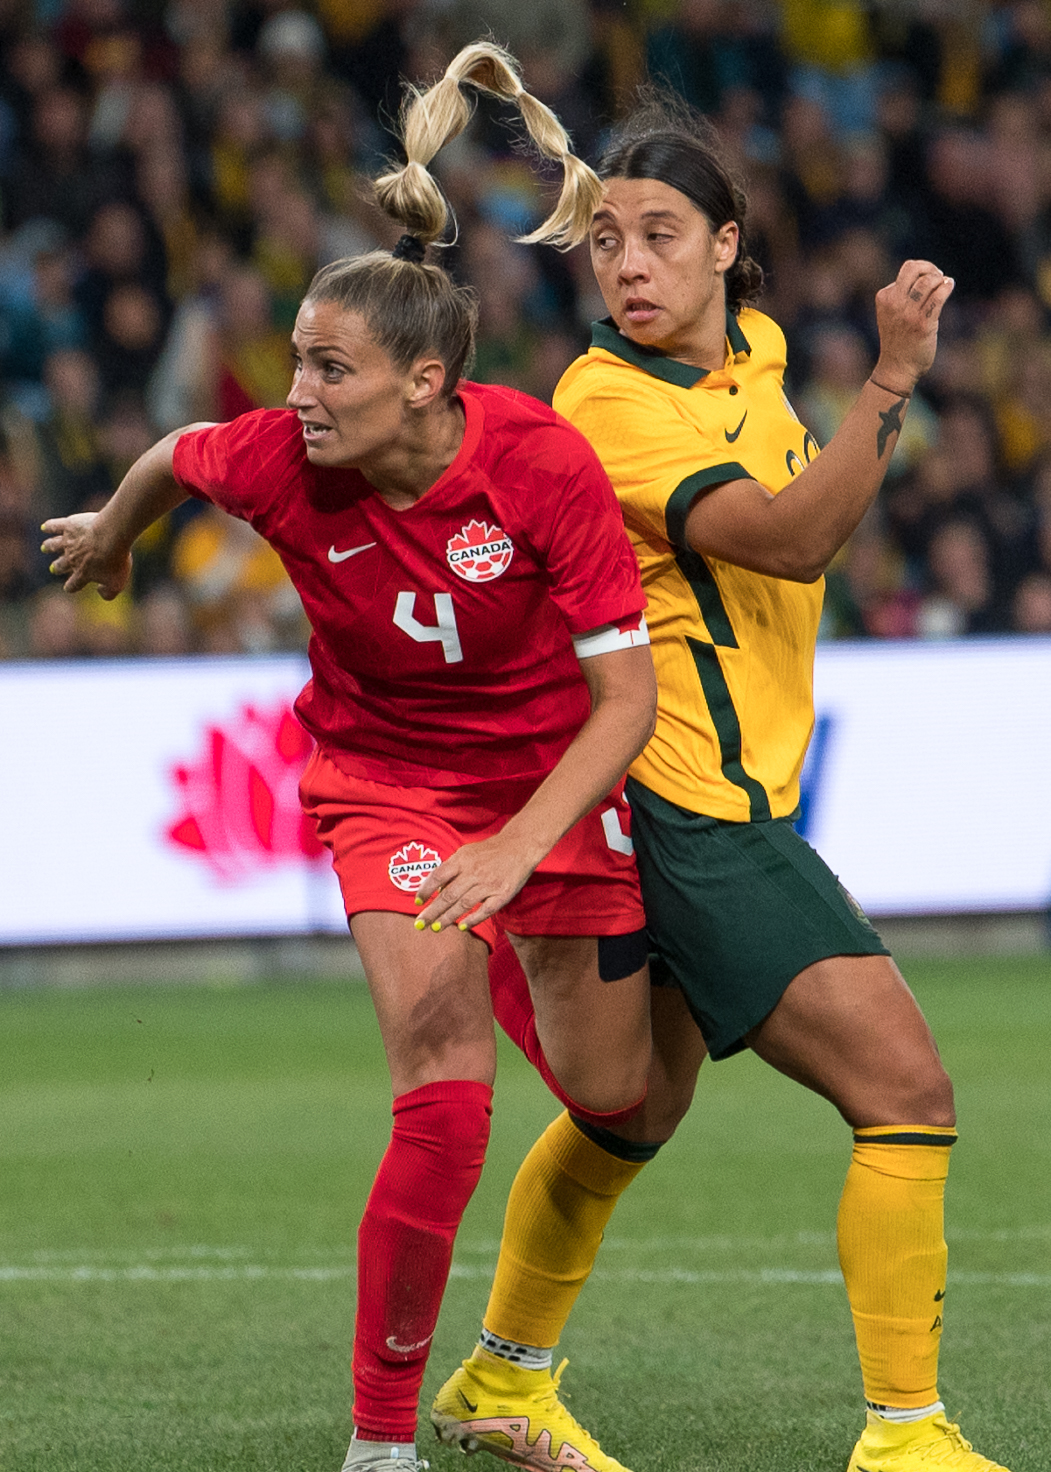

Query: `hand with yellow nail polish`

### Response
(409, 826, 544, 935)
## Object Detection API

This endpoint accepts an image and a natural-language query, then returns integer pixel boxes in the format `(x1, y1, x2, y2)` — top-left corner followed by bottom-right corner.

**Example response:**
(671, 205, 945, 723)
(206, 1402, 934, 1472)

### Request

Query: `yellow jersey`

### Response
(554, 307, 823, 822)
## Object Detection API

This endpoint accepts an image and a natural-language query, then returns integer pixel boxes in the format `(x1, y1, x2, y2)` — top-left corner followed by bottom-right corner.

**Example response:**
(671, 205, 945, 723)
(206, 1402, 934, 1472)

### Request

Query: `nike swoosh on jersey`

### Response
(725, 412, 748, 442)
(328, 541, 377, 562)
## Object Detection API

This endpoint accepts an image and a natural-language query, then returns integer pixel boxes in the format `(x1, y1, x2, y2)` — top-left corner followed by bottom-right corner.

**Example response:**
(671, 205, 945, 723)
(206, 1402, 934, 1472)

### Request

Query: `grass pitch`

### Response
(1, 954, 1048, 1471)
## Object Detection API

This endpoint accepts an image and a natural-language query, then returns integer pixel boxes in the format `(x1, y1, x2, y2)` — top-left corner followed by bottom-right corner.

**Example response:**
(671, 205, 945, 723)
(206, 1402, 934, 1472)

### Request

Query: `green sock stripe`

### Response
(852, 1130, 958, 1147)
(569, 1115, 663, 1163)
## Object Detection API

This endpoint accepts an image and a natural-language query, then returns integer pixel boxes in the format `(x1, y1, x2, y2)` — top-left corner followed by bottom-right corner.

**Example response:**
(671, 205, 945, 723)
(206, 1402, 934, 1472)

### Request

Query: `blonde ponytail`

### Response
(373, 40, 603, 252)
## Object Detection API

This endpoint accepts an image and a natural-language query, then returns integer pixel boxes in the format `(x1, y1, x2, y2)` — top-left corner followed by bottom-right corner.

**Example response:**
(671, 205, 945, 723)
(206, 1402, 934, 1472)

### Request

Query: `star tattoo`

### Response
(877, 398, 906, 458)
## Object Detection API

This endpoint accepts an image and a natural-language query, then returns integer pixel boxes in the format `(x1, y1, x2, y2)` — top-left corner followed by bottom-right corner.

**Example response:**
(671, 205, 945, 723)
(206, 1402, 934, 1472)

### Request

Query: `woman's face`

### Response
(287, 300, 424, 468)
(589, 176, 738, 366)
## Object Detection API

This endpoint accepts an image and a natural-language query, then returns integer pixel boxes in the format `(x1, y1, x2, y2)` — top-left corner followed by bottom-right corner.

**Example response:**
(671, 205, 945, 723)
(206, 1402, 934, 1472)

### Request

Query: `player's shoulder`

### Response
(229, 406, 304, 457)
(555, 339, 668, 410)
(180, 407, 302, 462)
(737, 305, 787, 370)
(175, 409, 306, 510)
(553, 348, 670, 454)
(459, 379, 603, 475)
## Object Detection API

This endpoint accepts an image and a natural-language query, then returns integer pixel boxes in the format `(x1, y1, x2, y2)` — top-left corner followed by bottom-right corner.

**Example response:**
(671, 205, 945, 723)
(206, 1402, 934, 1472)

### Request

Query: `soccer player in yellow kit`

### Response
(431, 98, 1012, 1472)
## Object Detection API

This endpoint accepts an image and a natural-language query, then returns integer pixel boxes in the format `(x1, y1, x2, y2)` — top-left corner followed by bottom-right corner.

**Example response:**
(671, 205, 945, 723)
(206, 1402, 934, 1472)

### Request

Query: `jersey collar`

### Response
(590, 311, 751, 387)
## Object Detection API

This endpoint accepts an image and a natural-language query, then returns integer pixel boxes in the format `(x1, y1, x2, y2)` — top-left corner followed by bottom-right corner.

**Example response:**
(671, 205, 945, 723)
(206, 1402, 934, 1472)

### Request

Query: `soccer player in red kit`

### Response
(41, 43, 657, 1472)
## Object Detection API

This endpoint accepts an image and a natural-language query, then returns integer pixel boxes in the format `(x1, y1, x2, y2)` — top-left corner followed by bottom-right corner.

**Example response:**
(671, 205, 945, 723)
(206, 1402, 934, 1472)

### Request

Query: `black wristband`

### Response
(869, 377, 912, 399)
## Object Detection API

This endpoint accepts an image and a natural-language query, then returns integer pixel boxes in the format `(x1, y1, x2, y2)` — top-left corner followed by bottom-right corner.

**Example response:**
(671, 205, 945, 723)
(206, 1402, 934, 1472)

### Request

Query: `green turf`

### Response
(1, 955, 1048, 1471)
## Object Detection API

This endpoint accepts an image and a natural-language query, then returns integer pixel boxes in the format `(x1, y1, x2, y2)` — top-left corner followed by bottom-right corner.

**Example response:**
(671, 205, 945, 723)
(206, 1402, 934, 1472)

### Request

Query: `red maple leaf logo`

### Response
(446, 519, 514, 582)
(165, 701, 325, 881)
(388, 841, 442, 893)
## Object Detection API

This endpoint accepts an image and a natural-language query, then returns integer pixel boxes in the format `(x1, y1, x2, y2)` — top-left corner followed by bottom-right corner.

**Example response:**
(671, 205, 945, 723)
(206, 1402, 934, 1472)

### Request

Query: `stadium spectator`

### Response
(25, 583, 82, 657)
(916, 125, 1024, 303)
(29, 347, 113, 518)
(135, 578, 196, 654)
(169, 501, 305, 653)
(0, 227, 87, 416)
(917, 516, 1004, 638)
(1011, 567, 1051, 632)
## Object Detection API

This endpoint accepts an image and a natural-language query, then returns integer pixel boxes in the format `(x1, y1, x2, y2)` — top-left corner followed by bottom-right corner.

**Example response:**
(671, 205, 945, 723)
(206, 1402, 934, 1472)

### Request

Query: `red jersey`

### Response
(172, 382, 646, 786)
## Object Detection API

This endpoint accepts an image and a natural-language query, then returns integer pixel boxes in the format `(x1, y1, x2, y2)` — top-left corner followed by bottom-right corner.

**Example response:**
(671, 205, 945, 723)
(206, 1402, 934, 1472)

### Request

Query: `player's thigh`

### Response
(616, 983, 708, 1144)
(353, 910, 496, 1095)
(746, 952, 955, 1129)
(503, 776, 652, 1109)
(301, 753, 500, 1093)
(508, 932, 651, 1113)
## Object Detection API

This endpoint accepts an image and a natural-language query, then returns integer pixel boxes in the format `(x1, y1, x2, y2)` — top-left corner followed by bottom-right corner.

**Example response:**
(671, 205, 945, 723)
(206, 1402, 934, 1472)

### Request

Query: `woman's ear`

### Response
(407, 357, 448, 409)
(713, 220, 740, 275)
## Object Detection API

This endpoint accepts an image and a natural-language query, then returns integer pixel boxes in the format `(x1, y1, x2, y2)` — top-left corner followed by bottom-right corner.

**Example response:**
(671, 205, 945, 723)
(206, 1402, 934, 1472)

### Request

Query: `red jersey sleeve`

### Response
(172, 410, 304, 535)
(519, 415, 646, 635)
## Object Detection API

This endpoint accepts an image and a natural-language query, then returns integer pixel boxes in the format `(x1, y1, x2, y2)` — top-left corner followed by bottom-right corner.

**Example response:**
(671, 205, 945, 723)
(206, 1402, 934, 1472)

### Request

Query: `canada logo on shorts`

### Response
(446, 519, 514, 582)
(388, 841, 442, 893)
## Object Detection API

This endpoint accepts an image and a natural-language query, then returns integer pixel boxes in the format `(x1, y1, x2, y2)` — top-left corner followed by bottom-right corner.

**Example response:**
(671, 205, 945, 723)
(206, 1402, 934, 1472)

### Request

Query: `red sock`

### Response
(352, 1079, 493, 1442)
(487, 933, 645, 1129)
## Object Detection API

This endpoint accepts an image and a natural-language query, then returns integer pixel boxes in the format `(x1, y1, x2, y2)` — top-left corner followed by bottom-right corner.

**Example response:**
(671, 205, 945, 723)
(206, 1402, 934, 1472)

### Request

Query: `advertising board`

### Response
(2, 639, 1049, 944)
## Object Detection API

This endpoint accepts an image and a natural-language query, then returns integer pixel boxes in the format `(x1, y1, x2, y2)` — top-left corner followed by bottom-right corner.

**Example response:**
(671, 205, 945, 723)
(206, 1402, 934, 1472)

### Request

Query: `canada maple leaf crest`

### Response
(446, 518, 514, 583)
(388, 841, 442, 893)
(165, 701, 325, 882)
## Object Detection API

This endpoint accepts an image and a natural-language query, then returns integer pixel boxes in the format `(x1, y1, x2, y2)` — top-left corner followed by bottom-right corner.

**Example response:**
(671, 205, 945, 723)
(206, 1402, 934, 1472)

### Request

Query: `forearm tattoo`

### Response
(876, 398, 907, 458)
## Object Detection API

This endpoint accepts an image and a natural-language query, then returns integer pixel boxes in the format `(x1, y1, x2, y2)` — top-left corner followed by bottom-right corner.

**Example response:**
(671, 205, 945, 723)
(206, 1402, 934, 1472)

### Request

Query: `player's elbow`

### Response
(784, 556, 830, 584)
(760, 545, 833, 583)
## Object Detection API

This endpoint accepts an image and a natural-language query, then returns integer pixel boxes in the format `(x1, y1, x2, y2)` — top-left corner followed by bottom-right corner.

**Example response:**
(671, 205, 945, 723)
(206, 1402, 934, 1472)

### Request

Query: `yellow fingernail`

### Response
(458, 922, 468, 931)
(431, 921, 442, 932)
(414, 895, 423, 906)
(414, 919, 425, 931)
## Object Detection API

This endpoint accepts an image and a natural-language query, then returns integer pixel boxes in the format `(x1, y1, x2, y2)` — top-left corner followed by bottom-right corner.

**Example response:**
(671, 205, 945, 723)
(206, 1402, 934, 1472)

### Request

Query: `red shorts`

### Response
(300, 748, 645, 950)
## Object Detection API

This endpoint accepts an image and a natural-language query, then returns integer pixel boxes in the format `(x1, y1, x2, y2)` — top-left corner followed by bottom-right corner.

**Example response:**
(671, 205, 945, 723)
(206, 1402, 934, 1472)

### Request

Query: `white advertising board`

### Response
(1, 639, 1049, 945)
(0, 656, 346, 944)
(799, 637, 1051, 916)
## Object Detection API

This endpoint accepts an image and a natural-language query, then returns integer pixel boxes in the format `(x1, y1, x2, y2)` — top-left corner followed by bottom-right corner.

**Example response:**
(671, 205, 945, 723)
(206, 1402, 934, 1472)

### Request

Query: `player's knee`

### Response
(559, 1061, 651, 1119)
(633, 1079, 694, 1142)
(867, 1060, 956, 1130)
(912, 1064, 955, 1128)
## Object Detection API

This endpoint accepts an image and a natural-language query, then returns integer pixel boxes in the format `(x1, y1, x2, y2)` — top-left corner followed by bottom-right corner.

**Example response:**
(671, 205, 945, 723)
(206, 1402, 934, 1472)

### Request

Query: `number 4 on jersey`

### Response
(601, 805, 633, 855)
(393, 592, 464, 664)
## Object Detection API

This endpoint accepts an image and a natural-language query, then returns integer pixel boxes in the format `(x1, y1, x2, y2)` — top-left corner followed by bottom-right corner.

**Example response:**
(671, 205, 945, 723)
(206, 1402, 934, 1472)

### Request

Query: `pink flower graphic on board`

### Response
(165, 701, 324, 881)
(446, 519, 514, 582)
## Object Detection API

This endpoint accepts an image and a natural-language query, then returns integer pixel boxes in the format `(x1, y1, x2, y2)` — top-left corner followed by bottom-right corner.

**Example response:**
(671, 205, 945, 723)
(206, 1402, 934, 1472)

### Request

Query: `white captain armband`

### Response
(572, 614, 650, 659)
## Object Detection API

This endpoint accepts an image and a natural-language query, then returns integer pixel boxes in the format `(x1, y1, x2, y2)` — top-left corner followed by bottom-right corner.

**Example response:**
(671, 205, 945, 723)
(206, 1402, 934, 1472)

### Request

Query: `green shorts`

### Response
(626, 776, 890, 1061)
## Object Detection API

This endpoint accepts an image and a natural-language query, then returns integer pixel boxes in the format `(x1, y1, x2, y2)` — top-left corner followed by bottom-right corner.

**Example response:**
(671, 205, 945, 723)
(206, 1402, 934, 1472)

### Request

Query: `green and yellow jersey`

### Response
(553, 307, 823, 823)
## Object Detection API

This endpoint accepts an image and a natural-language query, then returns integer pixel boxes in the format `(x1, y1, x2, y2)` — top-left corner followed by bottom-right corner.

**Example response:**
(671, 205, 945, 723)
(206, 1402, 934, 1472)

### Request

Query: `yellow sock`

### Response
(483, 1111, 651, 1348)
(837, 1125, 958, 1409)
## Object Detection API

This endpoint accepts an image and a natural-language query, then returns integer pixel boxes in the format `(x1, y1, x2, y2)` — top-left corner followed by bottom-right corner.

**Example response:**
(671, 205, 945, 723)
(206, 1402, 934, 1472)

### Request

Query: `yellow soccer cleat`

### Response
(431, 1347, 633, 1472)
(847, 1410, 1011, 1471)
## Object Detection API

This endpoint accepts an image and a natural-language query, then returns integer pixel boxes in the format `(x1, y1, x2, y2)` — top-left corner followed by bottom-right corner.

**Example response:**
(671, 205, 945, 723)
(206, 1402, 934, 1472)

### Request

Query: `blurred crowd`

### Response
(3, 0, 1051, 658)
